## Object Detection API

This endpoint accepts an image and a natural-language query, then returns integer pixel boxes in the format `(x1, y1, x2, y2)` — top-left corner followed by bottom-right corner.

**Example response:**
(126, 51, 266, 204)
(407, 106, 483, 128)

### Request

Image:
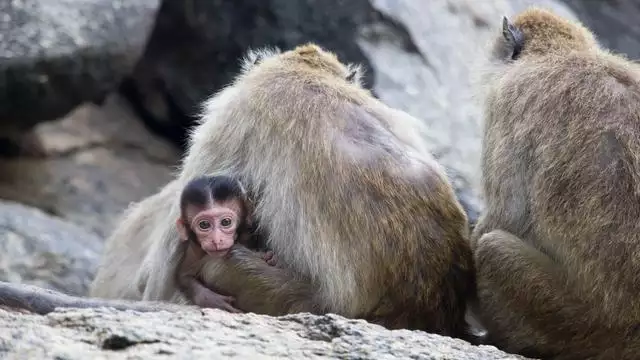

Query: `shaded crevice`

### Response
(100, 334, 160, 350)
(278, 314, 359, 342)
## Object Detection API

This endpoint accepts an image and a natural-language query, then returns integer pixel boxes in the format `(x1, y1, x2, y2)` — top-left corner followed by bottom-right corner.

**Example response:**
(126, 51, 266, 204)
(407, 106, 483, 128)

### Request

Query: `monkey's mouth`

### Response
(204, 249, 230, 257)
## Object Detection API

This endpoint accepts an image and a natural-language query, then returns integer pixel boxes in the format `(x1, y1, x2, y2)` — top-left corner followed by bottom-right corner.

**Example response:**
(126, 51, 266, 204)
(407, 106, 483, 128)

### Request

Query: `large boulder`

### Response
(0, 0, 160, 134)
(0, 308, 531, 359)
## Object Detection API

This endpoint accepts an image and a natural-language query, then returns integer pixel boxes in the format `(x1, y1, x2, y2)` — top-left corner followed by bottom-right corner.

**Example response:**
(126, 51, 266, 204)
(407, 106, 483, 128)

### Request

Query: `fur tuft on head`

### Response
(239, 47, 282, 74)
(283, 43, 365, 84)
(237, 43, 365, 86)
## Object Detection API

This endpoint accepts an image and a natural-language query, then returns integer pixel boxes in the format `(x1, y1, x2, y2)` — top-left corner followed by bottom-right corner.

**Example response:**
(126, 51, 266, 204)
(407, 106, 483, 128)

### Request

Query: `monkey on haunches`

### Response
(175, 175, 276, 313)
(85, 43, 476, 341)
(471, 7, 640, 360)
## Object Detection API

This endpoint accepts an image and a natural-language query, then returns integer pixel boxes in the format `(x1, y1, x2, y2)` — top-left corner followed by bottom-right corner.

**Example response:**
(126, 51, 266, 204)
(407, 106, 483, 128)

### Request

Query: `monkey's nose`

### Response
(202, 242, 219, 253)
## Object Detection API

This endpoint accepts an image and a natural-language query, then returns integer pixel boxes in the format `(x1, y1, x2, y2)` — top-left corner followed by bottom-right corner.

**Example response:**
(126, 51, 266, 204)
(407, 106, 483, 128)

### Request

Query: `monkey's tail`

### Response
(0, 281, 190, 315)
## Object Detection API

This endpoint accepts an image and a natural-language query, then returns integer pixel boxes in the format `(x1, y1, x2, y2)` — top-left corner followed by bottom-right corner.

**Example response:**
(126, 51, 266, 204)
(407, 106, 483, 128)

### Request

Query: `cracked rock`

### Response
(0, 308, 532, 359)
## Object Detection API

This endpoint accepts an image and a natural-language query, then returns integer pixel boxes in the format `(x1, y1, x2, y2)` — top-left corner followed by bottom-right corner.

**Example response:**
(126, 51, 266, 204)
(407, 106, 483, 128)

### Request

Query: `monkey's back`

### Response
(485, 51, 640, 315)
(236, 69, 472, 332)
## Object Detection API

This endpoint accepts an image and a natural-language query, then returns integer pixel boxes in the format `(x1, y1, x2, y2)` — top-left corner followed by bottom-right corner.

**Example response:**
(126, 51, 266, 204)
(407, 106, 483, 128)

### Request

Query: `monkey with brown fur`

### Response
(79, 43, 478, 339)
(175, 175, 277, 313)
(472, 7, 640, 360)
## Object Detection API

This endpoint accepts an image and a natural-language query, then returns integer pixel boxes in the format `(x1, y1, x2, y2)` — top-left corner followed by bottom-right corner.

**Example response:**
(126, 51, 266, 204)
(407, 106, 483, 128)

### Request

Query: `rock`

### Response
(119, 0, 378, 148)
(0, 94, 180, 238)
(560, 0, 640, 60)
(0, 0, 160, 132)
(0, 308, 531, 359)
(0, 200, 102, 296)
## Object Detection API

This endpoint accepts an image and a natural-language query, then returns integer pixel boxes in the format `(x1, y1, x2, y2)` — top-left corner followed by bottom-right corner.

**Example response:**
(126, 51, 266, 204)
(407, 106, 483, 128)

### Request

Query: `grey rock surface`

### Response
(0, 308, 531, 359)
(560, 0, 640, 60)
(0, 94, 180, 238)
(0, 200, 102, 296)
(0, 0, 160, 129)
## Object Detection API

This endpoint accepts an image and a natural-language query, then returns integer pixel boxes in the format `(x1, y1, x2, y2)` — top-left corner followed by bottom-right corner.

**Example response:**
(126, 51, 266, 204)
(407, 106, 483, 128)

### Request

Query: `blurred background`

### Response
(0, 0, 637, 297)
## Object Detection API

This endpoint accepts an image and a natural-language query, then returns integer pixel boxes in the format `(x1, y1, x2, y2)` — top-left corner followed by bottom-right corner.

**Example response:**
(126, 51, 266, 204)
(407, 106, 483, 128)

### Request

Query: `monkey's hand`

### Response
(191, 280, 242, 313)
(262, 250, 278, 266)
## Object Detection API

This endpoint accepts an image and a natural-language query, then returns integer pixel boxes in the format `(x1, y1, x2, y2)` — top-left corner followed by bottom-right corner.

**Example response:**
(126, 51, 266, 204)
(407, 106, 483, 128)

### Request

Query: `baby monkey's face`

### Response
(178, 199, 245, 256)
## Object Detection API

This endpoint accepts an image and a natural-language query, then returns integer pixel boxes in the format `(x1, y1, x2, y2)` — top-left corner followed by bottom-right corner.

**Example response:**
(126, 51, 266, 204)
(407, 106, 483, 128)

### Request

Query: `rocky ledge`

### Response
(0, 308, 529, 359)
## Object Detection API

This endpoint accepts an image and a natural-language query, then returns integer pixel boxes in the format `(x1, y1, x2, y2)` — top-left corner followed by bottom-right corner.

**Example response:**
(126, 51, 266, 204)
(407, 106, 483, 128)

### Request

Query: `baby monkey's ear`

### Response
(176, 218, 189, 242)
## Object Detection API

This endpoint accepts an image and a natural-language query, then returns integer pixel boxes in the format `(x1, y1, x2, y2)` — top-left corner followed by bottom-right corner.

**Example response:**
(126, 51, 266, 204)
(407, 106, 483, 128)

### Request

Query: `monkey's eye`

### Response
(198, 220, 212, 231)
(220, 218, 232, 228)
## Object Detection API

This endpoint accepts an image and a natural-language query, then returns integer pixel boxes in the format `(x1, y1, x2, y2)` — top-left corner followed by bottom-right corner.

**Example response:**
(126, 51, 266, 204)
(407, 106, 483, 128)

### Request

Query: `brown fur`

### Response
(472, 7, 640, 359)
(89, 43, 476, 339)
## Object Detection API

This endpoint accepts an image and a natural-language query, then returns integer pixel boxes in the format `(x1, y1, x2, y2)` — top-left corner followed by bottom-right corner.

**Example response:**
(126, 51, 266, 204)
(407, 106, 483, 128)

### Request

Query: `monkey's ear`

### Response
(176, 218, 189, 242)
(502, 16, 524, 60)
(345, 64, 364, 85)
(346, 70, 357, 82)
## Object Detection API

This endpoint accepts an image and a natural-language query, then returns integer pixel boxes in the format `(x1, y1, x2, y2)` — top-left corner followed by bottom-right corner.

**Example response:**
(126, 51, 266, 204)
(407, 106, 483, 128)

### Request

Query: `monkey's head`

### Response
(492, 8, 598, 63)
(177, 176, 251, 256)
(239, 43, 365, 87)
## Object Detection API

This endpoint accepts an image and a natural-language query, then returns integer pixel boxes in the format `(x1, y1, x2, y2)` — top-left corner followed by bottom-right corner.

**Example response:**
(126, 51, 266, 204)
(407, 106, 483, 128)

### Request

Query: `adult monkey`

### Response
(90, 44, 475, 338)
(472, 7, 640, 360)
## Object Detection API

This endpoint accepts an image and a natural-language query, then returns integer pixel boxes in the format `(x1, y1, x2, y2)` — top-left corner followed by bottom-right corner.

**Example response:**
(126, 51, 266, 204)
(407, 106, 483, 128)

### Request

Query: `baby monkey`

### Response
(175, 175, 276, 312)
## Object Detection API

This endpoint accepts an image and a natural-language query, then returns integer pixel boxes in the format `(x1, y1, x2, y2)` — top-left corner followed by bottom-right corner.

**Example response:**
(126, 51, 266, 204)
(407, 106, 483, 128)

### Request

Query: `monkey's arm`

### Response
(200, 245, 321, 316)
(175, 241, 241, 313)
(175, 240, 199, 296)
(0, 281, 196, 315)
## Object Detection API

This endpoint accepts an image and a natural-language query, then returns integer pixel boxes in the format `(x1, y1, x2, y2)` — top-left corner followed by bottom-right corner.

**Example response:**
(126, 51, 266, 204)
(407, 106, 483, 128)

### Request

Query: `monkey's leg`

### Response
(475, 230, 637, 360)
(0, 281, 195, 315)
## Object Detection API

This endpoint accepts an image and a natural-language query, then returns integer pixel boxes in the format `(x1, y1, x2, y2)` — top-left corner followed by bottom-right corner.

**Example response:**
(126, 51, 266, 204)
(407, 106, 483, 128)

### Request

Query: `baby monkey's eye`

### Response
(198, 220, 212, 230)
(220, 218, 232, 228)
